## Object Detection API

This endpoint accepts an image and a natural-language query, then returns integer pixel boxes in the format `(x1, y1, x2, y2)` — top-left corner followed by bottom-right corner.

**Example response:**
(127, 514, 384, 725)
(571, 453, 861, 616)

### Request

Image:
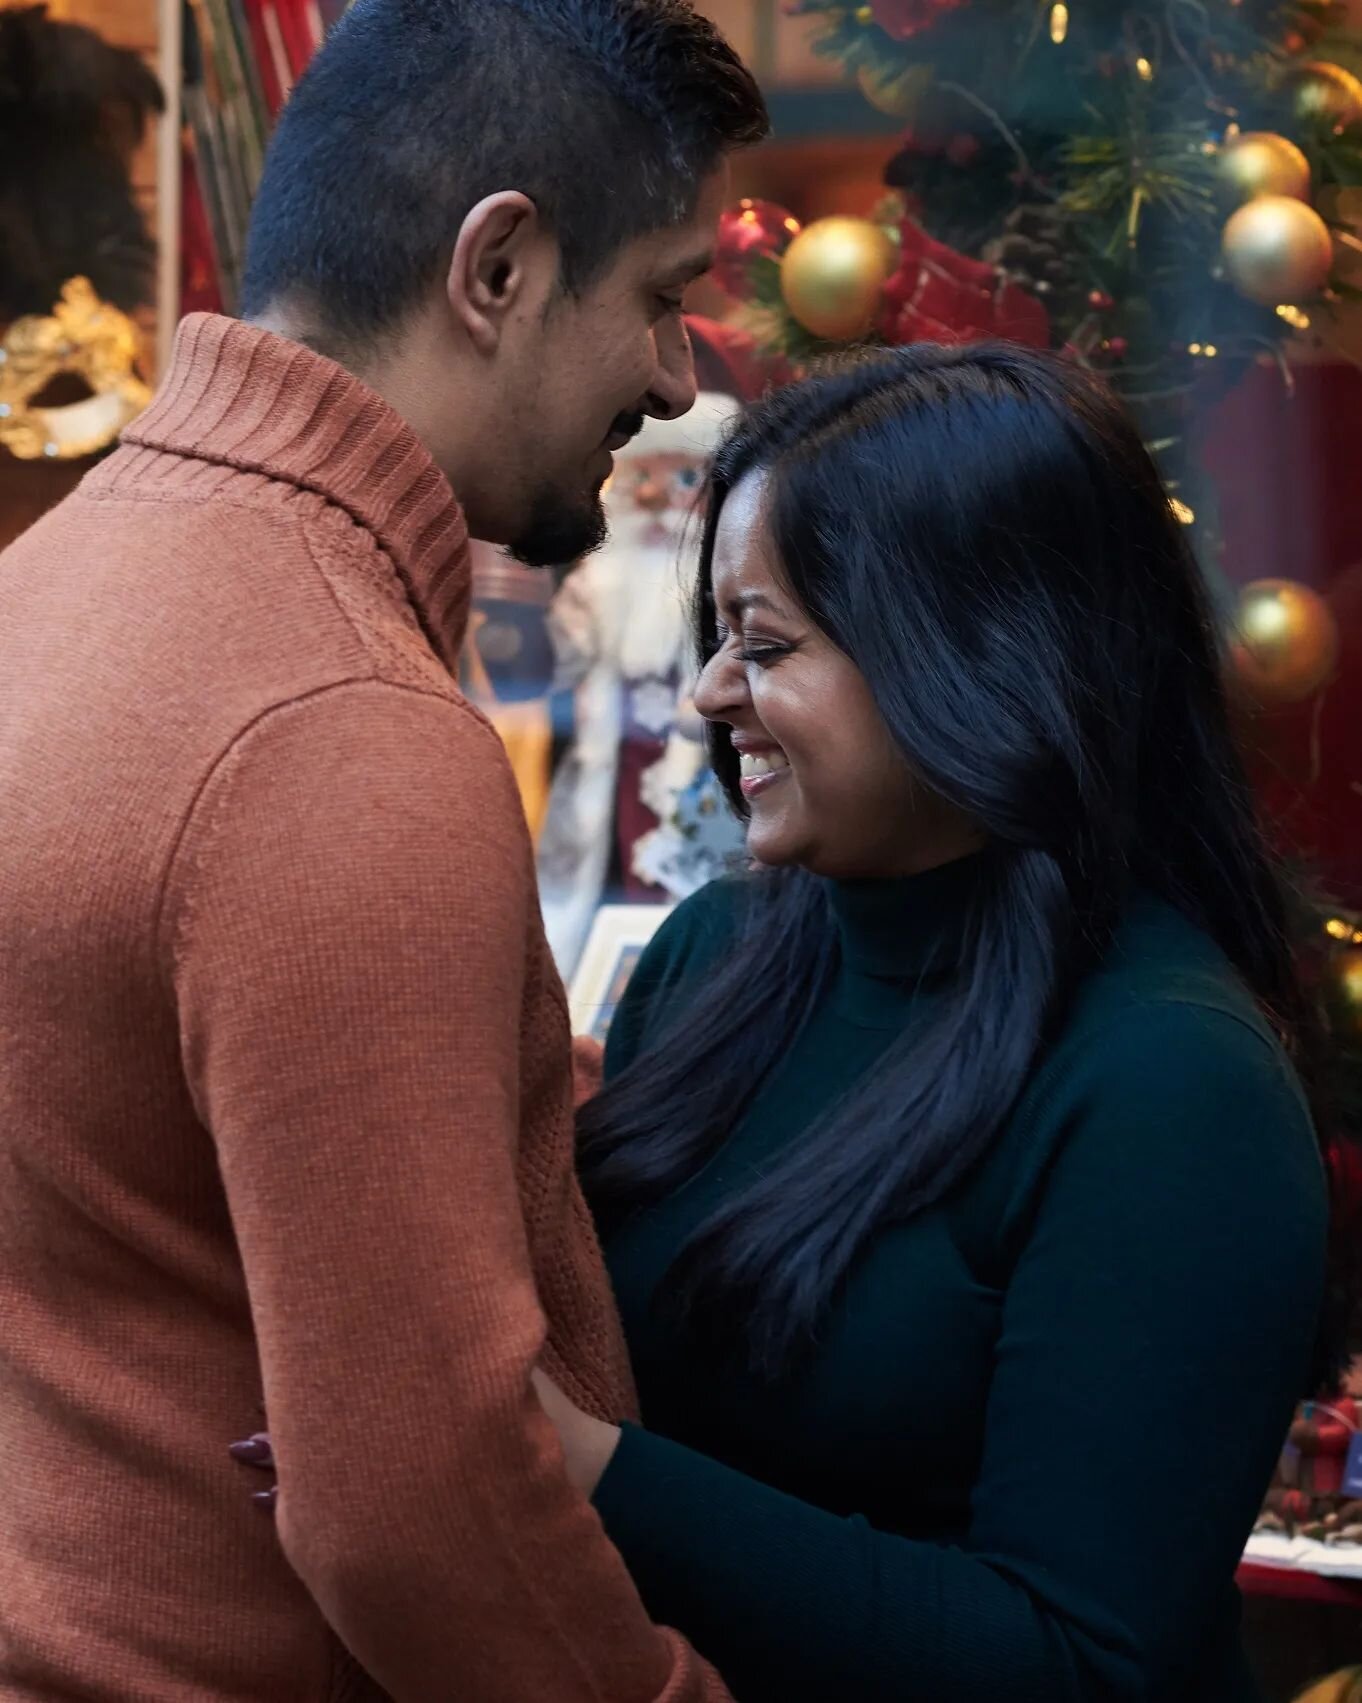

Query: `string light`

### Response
(1169, 498, 1195, 524)
(1187, 342, 1218, 357)
(1135, 55, 1154, 80)
(1276, 304, 1312, 330)
(1050, 2, 1069, 43)
(1326, 917, 1362, 945)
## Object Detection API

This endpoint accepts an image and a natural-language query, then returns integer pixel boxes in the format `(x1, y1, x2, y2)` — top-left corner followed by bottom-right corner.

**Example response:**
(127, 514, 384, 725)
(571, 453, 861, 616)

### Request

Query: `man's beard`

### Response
(507, 482, 609, 570)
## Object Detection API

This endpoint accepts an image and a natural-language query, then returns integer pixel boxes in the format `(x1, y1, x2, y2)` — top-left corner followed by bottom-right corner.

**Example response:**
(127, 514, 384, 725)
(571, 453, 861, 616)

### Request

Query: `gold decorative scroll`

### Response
(0, 277, 151, 461)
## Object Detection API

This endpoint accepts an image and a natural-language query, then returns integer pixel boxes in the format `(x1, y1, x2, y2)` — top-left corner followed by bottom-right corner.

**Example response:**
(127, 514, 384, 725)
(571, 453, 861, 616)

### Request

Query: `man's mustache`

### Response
(607, 410, 646, 447)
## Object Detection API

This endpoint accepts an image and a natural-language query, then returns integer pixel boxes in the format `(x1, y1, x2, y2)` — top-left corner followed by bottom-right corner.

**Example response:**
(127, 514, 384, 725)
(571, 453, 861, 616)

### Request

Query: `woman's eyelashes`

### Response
(736, 642, 791, 666)
(712, 621, 792, 667)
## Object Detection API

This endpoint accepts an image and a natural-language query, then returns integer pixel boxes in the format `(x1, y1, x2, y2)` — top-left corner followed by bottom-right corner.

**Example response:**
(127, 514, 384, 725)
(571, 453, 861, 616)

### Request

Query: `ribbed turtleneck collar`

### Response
(122, 315, 471, 669)
(825, 852, 981, 1003)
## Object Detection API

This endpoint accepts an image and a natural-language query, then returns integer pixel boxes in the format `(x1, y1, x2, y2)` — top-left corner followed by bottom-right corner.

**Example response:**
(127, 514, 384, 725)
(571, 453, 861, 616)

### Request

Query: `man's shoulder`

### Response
(3, 452, 484, 823)
(68, 446, 466, 707)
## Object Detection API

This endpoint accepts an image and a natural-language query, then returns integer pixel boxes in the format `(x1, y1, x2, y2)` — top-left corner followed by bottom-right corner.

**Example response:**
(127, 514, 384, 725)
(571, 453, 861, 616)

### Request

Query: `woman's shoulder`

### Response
(1047, 894, 1314, 1136)
(962, 896, 1323, 1266)
(1067, 893, 1279, 1047)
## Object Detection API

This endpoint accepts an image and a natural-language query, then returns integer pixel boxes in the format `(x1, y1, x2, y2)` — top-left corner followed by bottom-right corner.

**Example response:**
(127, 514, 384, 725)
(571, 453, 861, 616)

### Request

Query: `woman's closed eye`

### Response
(710, 620, 793, 667)
(737, 642, 792, 666)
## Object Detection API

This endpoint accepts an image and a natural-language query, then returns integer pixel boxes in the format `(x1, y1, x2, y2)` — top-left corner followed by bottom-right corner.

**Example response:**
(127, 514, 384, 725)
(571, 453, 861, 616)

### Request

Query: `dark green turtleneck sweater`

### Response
(590, 861, 1326, 1703)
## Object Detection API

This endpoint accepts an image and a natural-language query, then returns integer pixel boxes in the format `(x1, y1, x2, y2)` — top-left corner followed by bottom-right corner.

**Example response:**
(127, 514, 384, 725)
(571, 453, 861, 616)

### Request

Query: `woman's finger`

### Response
(229, 1433, 275, 1470)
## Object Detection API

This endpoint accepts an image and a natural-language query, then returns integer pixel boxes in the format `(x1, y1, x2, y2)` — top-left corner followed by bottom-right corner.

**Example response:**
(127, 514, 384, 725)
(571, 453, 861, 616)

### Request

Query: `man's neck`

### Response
(245, 304, 480, 515)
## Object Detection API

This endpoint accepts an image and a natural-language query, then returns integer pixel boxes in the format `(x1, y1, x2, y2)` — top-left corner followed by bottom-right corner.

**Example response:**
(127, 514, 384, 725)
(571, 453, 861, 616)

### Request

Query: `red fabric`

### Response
(868, 0, 967, 39)
(615, 730, 668, 902)
(271, 0, 317, 79)
(879, 219, 1050, 350)
(241, 0, 285, 117)
(686, 314, 793, 401)
(1237, 1562, 1362, 1604)
(178, 145, 222, 317)
(1202, 360, 1362, 905)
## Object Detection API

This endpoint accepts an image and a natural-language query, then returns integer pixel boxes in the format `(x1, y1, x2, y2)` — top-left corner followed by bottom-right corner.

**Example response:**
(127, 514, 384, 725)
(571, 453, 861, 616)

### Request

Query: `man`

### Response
(0, 1, 767, 1697)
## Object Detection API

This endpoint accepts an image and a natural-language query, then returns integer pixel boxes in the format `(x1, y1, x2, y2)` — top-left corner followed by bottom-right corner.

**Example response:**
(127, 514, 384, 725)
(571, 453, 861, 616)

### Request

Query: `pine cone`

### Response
(980, 203, 1084, 309)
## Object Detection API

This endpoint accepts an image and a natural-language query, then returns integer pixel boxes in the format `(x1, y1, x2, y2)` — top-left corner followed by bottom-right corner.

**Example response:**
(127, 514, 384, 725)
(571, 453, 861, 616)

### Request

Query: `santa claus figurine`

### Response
(537, 392, 745, 977)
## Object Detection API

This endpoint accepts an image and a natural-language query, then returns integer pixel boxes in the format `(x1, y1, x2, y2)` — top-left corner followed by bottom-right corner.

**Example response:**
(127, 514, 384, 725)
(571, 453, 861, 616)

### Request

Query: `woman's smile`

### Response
(735, 741, 791, 799)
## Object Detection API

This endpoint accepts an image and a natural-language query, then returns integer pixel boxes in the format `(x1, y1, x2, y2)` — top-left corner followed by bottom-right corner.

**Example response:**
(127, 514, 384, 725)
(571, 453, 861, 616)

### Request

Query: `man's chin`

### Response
(507, 492, 608, 569)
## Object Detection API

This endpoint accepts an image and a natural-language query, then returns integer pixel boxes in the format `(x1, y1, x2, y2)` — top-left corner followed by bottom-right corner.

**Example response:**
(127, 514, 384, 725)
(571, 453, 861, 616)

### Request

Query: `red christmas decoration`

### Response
(712, 199, 802, 299)
(685, 314, 794, 402)
(878, 218, 1050, 349)
(867, 0, 967, 40)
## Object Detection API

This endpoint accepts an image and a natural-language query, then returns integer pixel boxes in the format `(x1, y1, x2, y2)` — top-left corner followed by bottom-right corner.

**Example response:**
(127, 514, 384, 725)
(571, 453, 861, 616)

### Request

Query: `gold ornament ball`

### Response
(1320, 184, 1362, 288)
(1221, 195, 1334, 305)
(1217, 130, 1313, 205)
(1230, 577, 1340, 705)
(780, 216, 897, 342)
(1283, 60, 1362, 132)
(1326, 950, 1362, 1037)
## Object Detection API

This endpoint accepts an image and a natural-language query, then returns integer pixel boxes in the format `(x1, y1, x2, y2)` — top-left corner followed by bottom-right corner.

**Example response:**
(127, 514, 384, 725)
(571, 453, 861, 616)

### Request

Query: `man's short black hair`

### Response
(240, 0, 768, 347)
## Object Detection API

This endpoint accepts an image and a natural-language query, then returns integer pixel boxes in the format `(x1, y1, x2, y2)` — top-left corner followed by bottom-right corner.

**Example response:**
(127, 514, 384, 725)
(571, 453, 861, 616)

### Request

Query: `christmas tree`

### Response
(726, 0, 1362, 549)
(710, 0, 1362, 1373)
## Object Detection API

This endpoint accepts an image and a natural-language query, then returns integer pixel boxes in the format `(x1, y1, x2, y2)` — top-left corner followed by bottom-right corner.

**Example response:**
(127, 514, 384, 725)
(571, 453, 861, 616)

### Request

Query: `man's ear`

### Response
(447, 191, 552, 354)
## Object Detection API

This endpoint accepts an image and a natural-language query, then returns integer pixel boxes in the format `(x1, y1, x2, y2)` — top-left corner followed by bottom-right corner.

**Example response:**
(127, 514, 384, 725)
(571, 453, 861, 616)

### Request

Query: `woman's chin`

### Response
(745, 824, 804, 873)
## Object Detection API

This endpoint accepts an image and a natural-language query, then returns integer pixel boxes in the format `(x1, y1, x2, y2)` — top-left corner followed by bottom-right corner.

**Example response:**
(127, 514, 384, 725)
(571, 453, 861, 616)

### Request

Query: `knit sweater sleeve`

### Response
(165, 679, 729, 1703)
(592, 1002, 1326, 1703)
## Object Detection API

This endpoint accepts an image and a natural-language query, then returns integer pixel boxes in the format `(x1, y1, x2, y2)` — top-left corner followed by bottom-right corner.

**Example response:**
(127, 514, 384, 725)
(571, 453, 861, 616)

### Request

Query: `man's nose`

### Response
(644, 318, 699, 423)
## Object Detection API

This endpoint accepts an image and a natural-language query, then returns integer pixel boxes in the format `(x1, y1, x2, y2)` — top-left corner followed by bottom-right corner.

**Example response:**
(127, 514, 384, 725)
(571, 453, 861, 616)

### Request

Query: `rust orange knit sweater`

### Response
(0, 315, 728, 1703)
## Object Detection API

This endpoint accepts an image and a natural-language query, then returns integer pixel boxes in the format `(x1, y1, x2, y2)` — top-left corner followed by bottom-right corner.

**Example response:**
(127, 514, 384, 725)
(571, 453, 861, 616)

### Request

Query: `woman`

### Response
(538, 343, 1330, 1702)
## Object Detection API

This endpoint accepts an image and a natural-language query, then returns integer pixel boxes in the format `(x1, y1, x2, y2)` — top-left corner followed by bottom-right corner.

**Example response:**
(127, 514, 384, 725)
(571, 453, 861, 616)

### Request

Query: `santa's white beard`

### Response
(592, 503, 699, 683)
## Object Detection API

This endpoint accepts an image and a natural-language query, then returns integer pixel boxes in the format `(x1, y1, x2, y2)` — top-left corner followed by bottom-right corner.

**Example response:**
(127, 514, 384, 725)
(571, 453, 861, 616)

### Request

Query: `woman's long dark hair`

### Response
(578, 342, 1331, 1383)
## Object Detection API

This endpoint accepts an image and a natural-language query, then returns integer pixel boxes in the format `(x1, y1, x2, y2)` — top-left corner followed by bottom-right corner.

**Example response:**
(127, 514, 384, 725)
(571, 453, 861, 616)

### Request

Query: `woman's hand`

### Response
(229, 1372, 620, 1513)
(228, 1432, 278, 1514)
(531, 1369, 621, 1498)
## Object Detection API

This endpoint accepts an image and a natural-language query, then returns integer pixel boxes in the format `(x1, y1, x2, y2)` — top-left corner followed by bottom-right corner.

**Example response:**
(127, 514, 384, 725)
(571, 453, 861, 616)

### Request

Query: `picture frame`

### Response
(568, 904, 674, 1044)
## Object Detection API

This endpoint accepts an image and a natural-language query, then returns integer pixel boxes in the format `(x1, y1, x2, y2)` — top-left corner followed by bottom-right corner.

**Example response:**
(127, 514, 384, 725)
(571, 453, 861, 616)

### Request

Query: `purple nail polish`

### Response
(229, 1437, 274, 1467)
(252, 1487, 278, 1515)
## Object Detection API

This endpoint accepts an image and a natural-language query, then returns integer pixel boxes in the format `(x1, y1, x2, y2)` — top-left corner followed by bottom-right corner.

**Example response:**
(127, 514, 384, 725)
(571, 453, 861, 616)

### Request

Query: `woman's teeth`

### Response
(739, 751, 790, 780)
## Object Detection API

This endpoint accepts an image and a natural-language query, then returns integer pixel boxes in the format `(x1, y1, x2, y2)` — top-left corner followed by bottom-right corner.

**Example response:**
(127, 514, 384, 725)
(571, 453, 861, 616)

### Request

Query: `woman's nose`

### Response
(694, 645, 747, 724)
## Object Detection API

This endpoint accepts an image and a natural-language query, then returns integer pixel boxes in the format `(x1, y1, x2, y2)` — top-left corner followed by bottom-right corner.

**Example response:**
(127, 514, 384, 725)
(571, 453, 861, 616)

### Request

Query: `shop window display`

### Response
(465, 389, 748, 984)
(1, 0, 1360, 1687)
(0, 3, 161, 550)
